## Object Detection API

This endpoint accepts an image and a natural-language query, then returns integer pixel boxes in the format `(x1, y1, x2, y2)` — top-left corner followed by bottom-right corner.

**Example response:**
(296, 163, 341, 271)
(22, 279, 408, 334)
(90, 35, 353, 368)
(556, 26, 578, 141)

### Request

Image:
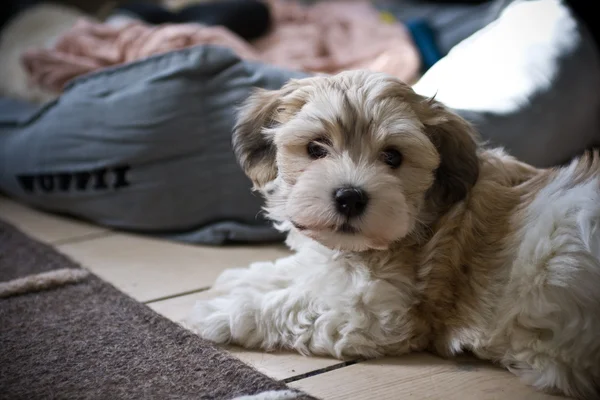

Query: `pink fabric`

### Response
(22, 20, 259, 92)
(22, 1, 420, 92)
(258, 0, 420, 78)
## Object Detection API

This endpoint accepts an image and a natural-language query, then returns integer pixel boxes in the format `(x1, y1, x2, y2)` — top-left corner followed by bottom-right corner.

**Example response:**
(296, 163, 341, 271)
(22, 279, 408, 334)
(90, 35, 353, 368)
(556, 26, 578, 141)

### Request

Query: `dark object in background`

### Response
(178, 0, 271, 41)
(1, 0, 42, 30)
(406, 19, 443, 71)
(116, 2, 176, 25)
(564, 0, 600, 52)
(118, 0, 272, 41)
(1, 0, 162, 31)
(414, 0, 493, 3)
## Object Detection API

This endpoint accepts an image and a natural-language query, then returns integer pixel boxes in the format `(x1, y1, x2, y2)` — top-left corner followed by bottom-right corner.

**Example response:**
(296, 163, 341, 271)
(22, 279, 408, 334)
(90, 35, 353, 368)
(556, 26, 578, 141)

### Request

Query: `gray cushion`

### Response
(0, 45, 307, 244)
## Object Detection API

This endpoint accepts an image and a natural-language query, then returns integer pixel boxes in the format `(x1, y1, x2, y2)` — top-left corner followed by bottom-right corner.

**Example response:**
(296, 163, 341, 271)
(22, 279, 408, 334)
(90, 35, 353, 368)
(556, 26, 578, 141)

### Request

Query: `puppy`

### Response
(186, 71, 600, 399)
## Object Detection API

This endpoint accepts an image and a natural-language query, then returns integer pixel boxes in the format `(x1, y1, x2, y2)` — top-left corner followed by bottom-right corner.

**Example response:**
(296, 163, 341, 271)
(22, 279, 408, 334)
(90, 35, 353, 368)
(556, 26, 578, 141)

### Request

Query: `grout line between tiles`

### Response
(53, 230, 115, 247)
(282, 359, 363, 384)
(144, 286, 212, 304)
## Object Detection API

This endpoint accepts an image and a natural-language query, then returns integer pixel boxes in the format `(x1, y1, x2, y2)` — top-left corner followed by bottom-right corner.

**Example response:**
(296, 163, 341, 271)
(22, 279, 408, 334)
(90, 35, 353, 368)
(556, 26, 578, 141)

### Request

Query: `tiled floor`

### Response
(1, 195, 558, 399)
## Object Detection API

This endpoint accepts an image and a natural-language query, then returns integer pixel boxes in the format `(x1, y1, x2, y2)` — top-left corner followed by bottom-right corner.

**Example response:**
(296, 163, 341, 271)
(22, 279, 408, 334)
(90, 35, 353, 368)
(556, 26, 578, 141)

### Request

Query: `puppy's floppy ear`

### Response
(232, 88, 282, 189)
(419, 98, 480, 208)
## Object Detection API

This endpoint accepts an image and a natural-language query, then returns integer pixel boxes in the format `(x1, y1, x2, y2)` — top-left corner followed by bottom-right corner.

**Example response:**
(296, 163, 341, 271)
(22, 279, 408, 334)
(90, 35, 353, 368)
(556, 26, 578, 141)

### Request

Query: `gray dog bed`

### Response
(0, 47, 306, 244)
(1, 0, 598, 245)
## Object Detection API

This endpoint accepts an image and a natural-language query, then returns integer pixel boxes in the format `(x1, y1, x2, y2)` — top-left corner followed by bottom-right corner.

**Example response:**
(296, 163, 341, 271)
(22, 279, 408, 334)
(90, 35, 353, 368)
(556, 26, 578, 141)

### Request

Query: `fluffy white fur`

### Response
(186, 71, 600, 399)
(413, 0, 578, 114)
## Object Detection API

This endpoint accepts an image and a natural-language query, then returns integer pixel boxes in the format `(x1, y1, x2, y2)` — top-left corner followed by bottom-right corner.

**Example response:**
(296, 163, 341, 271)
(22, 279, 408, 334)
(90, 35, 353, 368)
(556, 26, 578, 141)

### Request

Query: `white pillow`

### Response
(414, 0, 600, 167)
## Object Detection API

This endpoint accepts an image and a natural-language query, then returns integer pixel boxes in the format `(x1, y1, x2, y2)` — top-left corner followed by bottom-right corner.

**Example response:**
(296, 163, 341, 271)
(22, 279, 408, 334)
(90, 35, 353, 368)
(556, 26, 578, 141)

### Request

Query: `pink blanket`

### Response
(22, 1, 420, 92)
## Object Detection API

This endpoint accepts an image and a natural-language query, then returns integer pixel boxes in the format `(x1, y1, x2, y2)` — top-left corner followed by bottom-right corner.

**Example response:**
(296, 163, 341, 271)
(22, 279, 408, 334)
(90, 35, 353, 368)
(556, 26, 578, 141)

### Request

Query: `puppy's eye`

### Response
(307, 141, 328, 159)
(381, 148, 403, 169)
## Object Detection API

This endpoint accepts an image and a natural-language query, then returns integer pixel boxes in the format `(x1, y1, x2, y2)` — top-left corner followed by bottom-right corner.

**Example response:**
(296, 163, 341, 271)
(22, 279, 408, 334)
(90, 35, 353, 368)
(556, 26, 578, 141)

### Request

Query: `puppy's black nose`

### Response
(334, 187, 368, 218)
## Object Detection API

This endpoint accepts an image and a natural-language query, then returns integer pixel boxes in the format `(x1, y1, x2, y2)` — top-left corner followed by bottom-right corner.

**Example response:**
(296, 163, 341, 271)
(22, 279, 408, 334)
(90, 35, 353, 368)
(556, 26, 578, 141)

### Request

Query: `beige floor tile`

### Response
(58, 233, 290, 302)
(290, 353, 557, 400)
(148, 289, 214, 321)
(228, 347, 342, 382)
(149, 290, 342, 380)
(0, 196, 107, 244)
(147, 290, 212, 322)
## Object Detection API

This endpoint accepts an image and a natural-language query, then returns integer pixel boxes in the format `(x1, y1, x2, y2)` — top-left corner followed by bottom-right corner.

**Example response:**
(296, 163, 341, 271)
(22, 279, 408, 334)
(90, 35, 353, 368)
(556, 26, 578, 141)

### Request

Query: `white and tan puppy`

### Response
(186, 71, 600, 399)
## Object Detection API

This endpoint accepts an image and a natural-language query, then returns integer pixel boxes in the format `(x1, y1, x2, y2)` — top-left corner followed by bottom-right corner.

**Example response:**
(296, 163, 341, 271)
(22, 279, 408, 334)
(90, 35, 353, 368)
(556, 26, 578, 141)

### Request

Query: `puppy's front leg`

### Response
(185, 254, 415, 359)
(183, 253, 314, 351)
(186, 280, 314, 353)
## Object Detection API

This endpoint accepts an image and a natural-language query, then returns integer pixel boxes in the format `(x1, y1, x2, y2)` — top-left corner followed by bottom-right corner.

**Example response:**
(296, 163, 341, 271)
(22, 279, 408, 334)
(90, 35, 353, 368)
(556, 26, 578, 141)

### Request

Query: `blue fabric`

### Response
(376, 0, 500, 56)
(406, 19, 443, 71)
(0, 45, 307, 245)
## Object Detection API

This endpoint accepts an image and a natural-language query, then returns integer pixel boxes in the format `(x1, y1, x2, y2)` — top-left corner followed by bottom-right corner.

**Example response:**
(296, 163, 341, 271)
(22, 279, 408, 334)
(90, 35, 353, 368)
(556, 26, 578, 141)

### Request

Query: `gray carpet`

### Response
(0, 220, 317, 400)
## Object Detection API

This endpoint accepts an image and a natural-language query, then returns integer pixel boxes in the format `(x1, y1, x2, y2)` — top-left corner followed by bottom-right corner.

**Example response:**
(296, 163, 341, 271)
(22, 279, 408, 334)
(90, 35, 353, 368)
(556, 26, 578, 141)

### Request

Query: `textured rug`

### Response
(0, 220, 317, 400)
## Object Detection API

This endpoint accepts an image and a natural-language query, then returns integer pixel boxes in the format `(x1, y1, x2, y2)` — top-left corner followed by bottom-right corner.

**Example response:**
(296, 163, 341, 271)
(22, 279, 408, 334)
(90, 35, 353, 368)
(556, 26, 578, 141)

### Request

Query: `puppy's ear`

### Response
(232, 88, 282, 189)
(419, 99, 480, 208)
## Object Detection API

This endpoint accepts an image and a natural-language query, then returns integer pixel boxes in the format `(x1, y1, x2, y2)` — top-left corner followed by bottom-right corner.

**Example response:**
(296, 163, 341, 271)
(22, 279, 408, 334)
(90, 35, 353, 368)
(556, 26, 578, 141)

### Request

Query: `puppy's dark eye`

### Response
(381, 148, 403, 169)
(307, 141, 328, 159)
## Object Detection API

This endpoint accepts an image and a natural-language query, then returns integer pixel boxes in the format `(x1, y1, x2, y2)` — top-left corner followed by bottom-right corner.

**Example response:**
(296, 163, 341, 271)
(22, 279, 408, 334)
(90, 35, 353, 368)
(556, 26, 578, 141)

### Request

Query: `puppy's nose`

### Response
(334, 187, 368, 218)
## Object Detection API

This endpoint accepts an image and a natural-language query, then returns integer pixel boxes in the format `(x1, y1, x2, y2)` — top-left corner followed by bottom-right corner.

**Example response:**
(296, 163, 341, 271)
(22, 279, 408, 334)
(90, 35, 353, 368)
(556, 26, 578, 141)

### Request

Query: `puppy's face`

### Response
(233, 71, 479, 251)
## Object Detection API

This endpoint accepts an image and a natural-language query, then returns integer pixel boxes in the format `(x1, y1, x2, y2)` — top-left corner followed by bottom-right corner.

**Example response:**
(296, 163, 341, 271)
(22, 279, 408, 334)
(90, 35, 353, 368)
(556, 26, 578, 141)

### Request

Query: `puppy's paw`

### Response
(185, 291, 262, 347)
(184, 298, 232, 344)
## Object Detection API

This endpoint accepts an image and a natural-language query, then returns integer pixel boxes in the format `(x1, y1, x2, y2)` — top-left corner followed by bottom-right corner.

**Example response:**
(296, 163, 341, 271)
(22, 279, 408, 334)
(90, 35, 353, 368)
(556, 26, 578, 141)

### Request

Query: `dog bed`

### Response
(1, 0, 599, 245)
(0, 46, 307, 244)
